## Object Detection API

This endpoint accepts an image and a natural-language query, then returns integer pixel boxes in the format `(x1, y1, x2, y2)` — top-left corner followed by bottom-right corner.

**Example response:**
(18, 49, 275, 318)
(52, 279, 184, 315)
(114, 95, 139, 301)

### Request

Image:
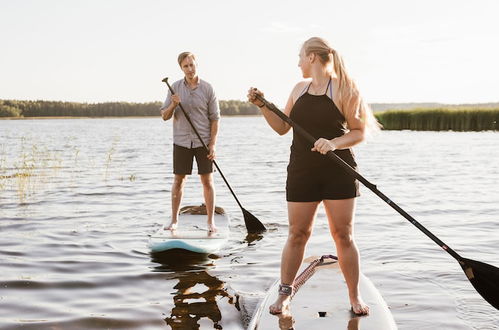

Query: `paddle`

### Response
(161, 78, 266, 233)
(254, 93, 499, 310)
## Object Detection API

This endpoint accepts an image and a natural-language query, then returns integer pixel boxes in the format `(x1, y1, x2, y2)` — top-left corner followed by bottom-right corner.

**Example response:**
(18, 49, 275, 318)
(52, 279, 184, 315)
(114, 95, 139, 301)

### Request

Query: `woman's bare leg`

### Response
(323, 198, 369, 315)
(269, 201, 319, 314)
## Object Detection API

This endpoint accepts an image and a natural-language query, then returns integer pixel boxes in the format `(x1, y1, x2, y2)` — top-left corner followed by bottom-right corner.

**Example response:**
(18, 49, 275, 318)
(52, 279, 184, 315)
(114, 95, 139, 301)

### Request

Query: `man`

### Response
(160, 52, 220, 232)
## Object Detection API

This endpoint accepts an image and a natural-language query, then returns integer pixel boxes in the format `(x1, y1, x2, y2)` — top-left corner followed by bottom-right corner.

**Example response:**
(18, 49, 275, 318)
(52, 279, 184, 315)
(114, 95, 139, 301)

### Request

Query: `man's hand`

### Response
(160, 94, 181, 121)
(171, 94, 180, 106)
(207, 144, 216, 161)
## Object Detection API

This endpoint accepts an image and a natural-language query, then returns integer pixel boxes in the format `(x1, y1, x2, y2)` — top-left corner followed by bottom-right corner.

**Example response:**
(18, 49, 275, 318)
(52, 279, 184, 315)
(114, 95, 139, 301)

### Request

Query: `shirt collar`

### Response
(183, 77, 201, 90)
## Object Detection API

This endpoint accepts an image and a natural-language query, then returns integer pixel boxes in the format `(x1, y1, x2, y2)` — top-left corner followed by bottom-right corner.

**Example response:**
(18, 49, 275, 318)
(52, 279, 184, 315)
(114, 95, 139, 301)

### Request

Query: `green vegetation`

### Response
(0, 139, 62, 203)
(0, 137, 136, 204)
(218, 100, 259, 115)
(3, 99, 498, 131)
(0, 99, 260, 118)
(375, 108, 498, 131)
(0, 101, 21, 117)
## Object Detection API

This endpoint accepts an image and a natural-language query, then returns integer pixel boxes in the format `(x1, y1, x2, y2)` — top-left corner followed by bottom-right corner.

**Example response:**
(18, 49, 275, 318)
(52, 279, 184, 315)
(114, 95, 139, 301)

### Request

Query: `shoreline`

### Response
(0, 115, 262, 120)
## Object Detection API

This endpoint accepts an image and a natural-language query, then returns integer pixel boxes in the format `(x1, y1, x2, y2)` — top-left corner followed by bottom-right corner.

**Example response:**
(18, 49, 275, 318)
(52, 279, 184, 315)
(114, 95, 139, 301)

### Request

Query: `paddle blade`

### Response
(242, 207, 266, 233)
(460, 257, 499, 310)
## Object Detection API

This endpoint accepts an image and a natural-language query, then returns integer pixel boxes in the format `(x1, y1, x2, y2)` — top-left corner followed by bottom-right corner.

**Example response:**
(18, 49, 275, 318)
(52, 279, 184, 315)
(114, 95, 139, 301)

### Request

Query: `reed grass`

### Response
(0, 139, 62, 203)
(375, 108, 499, 131)
(103, 138, 120, 181)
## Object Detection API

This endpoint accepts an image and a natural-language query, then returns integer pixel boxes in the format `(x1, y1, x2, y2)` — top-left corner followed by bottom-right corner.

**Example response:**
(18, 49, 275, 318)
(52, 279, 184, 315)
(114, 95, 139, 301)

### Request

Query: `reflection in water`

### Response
(244, 232, 264, 245)
(347, 316, 360, 330)
(166, 271, 235, 329)
(150, 250, 240, 329)
(150, 249, 217, 272)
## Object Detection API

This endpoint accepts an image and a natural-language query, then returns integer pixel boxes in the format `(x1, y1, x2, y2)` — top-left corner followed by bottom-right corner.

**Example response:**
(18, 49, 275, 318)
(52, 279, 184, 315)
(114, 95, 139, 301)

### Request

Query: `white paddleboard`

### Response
(248, 255, 397, 330)
(149, 205, 230, 254)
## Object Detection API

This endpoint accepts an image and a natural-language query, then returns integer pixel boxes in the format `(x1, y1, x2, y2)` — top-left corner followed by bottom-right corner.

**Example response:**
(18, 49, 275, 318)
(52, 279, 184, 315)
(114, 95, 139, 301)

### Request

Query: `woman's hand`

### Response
(247, 87, 265, 108)
(312, 138, 337, 155)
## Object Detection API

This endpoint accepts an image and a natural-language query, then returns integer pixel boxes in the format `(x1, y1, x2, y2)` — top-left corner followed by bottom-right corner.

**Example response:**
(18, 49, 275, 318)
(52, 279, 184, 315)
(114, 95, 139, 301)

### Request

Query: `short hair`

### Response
(177, 52, 196, 66)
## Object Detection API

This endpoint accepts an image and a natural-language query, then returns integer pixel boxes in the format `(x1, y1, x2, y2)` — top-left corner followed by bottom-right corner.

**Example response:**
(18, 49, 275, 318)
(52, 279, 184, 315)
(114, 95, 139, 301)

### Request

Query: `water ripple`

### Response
(0, 118, 498, 329)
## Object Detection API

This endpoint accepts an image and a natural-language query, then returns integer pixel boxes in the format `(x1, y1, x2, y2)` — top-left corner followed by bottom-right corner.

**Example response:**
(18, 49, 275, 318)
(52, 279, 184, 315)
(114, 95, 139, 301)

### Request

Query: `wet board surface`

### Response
(149, 212, 230, 254)
(248, 256, 398, 330)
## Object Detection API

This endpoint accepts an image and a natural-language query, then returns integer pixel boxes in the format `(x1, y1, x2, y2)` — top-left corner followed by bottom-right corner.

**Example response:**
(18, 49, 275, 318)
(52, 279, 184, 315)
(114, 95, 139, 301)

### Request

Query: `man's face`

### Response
(180, 56, 197, 80)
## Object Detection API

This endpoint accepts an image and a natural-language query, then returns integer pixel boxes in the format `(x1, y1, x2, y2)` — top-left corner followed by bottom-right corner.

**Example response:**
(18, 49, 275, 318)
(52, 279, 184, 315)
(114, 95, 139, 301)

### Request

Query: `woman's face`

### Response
(298, 48, 311, 78)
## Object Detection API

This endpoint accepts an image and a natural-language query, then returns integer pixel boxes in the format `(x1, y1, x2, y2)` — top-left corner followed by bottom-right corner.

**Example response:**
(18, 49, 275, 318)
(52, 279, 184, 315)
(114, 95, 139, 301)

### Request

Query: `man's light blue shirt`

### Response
(162, 78, 220, 148)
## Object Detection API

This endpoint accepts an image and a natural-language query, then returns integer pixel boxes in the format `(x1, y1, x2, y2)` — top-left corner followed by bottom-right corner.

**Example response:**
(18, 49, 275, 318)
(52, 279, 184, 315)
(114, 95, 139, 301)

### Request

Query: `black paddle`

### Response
(254, 93, 499, 310)
(161, 78, 266, 233)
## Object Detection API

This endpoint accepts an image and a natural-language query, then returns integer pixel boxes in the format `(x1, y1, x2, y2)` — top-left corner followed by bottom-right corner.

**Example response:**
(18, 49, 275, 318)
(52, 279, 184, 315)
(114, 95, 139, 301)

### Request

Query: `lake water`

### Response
(0, 117, 498, 330)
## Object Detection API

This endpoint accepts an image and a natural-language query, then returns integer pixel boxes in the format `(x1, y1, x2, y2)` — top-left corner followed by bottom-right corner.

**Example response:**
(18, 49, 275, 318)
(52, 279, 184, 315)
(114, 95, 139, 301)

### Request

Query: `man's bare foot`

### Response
(269, 295, 291, 315)
(164, 221, 178, 231)
(207, 222, 217, 233)
(350, 297, 369, 315)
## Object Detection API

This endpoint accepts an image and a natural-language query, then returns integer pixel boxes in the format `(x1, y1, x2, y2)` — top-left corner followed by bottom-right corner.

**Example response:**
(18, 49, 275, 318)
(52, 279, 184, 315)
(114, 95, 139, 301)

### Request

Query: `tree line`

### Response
(2, 99, 498, 131)
(0, 99, 260, 118)
(375, 108, 498, 131)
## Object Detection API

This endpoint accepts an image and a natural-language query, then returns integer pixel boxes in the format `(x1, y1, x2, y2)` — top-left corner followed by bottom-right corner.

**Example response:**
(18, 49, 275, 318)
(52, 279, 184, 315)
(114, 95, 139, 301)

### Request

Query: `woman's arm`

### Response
(248, 82, 306, 135)
(312, 90, 365, 154)
(332, 90, 365, 149)
(258, 93, 292, 135)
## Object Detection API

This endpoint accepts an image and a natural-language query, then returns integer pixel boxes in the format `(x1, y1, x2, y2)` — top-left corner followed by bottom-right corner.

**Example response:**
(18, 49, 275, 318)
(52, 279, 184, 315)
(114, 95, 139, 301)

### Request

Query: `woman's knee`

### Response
(332, 230, 354, 247)
(288, 229, 312, 246)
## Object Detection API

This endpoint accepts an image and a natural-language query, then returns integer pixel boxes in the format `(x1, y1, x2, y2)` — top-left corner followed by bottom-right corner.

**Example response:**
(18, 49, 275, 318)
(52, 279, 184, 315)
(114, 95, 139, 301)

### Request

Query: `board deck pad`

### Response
(149, 209, 230, 254)
(248, 256, 398, 330)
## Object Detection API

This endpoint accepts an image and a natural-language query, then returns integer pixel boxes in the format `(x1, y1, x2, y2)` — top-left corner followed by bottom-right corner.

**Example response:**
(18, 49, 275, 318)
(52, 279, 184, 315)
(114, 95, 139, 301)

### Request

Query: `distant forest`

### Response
(1, 99, 497, 131)
(370, 102, 499, 112)
(0, 99, 260, 117)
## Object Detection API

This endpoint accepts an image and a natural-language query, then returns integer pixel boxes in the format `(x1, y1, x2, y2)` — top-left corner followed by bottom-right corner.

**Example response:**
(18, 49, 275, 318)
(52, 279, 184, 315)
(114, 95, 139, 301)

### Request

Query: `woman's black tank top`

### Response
(289, 79, 356, 171)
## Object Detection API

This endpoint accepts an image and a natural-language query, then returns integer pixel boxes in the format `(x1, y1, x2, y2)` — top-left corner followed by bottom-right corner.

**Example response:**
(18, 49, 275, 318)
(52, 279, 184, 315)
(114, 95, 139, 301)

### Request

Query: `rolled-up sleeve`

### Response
(160, 89, 173, 110)
(207, 86, 220, 121)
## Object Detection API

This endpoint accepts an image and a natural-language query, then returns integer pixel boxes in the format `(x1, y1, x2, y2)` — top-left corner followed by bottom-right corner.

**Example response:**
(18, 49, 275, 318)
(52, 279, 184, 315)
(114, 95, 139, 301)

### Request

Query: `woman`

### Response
(247, 37, 379, 315)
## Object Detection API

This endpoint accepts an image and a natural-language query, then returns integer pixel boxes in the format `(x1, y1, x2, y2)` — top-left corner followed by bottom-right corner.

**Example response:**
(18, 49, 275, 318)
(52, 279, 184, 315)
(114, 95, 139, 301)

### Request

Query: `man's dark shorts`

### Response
(173, 144, 213, 175)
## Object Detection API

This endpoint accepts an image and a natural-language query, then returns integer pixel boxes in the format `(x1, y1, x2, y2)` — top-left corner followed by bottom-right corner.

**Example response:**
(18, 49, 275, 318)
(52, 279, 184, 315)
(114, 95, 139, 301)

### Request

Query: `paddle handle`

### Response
(255, 94, 463, 262)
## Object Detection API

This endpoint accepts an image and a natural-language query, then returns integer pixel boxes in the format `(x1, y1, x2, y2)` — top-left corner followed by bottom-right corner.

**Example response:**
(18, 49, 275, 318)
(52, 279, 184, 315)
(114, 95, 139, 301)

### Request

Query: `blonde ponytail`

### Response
(302, 37, 380, 134)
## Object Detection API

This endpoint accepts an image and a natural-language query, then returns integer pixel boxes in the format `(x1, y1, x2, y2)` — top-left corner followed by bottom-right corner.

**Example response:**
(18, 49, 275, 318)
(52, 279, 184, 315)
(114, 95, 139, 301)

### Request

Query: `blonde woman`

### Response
(248, 37, 378, 315)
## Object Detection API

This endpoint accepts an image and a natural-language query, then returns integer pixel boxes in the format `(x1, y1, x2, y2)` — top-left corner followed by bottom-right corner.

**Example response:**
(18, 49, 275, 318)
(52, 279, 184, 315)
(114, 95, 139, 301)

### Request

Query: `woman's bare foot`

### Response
(164, 221, 178, 231)
(350, 297, 369, 315)
(208, 222, 217, 233)
(269, 295, 291, 315)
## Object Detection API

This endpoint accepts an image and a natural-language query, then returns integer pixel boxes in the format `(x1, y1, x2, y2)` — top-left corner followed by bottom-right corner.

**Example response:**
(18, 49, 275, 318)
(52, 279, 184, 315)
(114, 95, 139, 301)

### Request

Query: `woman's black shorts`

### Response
(286, 157, 360, 202)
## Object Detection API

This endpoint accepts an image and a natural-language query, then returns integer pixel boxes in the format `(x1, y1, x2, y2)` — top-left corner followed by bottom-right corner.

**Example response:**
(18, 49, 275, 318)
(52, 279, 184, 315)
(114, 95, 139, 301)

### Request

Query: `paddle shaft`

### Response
(255, 94, 463, 262)
(163, 79, 245, 211)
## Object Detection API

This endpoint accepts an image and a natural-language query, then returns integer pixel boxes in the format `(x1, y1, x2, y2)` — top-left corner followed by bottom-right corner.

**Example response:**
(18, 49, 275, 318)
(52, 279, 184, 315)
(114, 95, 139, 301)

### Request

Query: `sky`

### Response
(1, 0, 499, 106)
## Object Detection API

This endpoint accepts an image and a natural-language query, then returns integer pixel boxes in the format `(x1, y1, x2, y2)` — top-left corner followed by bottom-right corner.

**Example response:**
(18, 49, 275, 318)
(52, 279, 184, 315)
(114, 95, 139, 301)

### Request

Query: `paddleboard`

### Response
(248, 255, 397, 330)
(149, 205, 230, 254)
